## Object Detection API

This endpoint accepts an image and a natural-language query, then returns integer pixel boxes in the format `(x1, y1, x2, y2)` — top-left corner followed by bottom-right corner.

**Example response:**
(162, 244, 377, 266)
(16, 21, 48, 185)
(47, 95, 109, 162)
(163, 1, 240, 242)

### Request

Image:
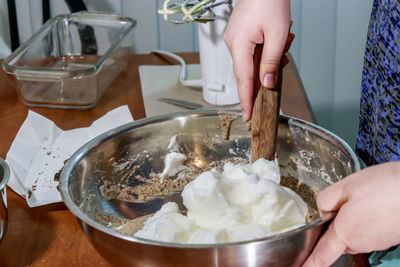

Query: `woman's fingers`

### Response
(302, 221, 348, 267)
(224, 0, 291, 120)
(228, 42, 256, 122)
(259, 30, 289, 88)
(316, 180, 348, 214)
(303, 162, 400, 266)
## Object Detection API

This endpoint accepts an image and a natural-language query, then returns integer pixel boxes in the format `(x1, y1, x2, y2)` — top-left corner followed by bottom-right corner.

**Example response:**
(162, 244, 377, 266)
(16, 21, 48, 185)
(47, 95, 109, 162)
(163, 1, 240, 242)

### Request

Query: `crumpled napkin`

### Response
(6, 105, 134, 207)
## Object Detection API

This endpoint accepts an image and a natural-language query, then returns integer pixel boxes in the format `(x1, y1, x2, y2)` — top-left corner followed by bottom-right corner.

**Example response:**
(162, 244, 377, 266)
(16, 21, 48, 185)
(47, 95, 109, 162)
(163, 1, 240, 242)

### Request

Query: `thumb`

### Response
(259, 36, 286, 88)
(317, 179, 348, 215)
(302, 221, 348, 267)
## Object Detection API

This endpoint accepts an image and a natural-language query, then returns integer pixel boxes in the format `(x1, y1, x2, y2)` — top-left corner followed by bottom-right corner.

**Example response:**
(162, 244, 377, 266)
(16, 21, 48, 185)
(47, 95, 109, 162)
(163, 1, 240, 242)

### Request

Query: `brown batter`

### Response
(219, 111, 239, 140)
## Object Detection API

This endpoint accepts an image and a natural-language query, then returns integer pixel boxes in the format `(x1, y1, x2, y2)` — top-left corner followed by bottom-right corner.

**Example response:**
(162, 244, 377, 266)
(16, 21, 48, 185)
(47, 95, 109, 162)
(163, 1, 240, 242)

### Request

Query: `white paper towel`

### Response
(6, 105, 134, 207)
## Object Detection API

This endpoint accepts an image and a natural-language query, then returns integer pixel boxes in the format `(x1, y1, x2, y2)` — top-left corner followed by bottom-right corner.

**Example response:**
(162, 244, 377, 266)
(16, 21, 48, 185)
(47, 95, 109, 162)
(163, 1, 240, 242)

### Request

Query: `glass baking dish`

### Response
(2, 12, 136, 109)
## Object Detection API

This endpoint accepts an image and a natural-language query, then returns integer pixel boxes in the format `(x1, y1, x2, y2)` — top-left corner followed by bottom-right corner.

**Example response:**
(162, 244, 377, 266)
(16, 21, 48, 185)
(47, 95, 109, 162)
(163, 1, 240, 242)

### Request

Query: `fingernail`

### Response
(242, 111, 249, 122)
(263, 74, 276, 88)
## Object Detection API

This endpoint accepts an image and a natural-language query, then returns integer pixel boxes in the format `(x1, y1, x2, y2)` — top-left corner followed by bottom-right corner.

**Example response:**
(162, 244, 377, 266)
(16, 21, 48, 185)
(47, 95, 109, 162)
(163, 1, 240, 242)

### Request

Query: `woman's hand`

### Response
(224, 0, 292, 121)
(303, 162, 400, 267)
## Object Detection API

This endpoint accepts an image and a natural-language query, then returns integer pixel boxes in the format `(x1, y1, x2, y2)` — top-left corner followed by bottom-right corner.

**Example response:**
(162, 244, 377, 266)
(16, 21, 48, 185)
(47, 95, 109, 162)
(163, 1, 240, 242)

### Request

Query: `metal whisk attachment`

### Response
(158, 0, 232, 24)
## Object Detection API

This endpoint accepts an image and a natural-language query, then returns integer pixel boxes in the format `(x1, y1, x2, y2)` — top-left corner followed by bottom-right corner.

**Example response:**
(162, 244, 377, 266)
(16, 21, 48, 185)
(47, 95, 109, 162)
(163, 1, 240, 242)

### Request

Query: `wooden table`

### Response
(0, 53, 366, 266)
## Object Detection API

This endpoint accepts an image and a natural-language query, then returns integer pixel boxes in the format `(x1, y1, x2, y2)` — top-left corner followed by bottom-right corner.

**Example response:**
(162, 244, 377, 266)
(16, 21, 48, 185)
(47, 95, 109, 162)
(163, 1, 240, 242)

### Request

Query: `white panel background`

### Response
(299, 0, 337, 130)
(1, 0, 374, 147)
(121, 0, 158, 53)
(332, 0, 373, 146)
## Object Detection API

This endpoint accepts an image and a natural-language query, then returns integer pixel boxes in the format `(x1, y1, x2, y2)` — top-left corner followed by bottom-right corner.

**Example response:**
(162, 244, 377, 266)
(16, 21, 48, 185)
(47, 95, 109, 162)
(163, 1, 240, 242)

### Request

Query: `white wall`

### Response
(332, 0, 373, 147)
(293, 0, 338, 132)
(1, 0, 373, 147)
(290, 0, 372, 148)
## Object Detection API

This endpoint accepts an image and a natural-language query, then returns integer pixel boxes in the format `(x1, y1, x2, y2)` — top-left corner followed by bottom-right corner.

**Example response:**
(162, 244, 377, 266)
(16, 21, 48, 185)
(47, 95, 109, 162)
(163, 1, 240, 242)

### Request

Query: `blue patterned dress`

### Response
(356, 0, 400, 265)
(357, 0, 400, 165)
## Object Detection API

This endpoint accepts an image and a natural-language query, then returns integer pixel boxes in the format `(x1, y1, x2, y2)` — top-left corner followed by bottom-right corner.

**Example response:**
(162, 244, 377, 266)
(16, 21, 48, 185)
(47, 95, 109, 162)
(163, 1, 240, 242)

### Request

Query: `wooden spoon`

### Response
(251, 44, 283, 162)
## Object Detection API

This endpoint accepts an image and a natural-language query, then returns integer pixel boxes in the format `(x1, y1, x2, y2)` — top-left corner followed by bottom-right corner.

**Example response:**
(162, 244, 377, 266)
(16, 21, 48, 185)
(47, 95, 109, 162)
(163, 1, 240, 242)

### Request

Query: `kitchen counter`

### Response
(0, 53, 367, 266)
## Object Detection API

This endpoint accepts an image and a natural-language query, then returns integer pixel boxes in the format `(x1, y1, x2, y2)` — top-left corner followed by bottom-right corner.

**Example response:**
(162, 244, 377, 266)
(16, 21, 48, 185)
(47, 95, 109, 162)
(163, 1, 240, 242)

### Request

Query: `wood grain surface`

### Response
(0, 53, 368, 266)
(251, 45, 282, 162)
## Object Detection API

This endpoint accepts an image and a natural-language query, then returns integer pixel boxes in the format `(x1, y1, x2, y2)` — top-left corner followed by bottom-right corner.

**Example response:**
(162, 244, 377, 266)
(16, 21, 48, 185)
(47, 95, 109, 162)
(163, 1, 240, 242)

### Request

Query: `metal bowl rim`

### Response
(0, 158, 10, 190)
(59, 109, 360, 248)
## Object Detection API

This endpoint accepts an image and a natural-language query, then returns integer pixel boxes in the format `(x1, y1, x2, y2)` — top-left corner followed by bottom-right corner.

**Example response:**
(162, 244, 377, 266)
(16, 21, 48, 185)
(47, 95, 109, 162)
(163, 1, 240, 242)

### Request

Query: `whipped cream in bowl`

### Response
(135, 158, 309, 244)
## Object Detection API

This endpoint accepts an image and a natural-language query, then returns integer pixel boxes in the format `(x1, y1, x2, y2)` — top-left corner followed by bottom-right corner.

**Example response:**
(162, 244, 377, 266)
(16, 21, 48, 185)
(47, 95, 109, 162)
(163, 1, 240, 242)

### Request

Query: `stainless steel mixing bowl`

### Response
(60, 110, 360, 267)
(0, 158, 10, 242)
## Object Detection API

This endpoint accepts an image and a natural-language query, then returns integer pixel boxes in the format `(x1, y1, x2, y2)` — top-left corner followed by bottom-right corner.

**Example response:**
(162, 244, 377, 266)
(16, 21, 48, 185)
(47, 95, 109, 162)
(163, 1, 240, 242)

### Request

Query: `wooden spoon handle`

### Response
(251, 44, 283, 162)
